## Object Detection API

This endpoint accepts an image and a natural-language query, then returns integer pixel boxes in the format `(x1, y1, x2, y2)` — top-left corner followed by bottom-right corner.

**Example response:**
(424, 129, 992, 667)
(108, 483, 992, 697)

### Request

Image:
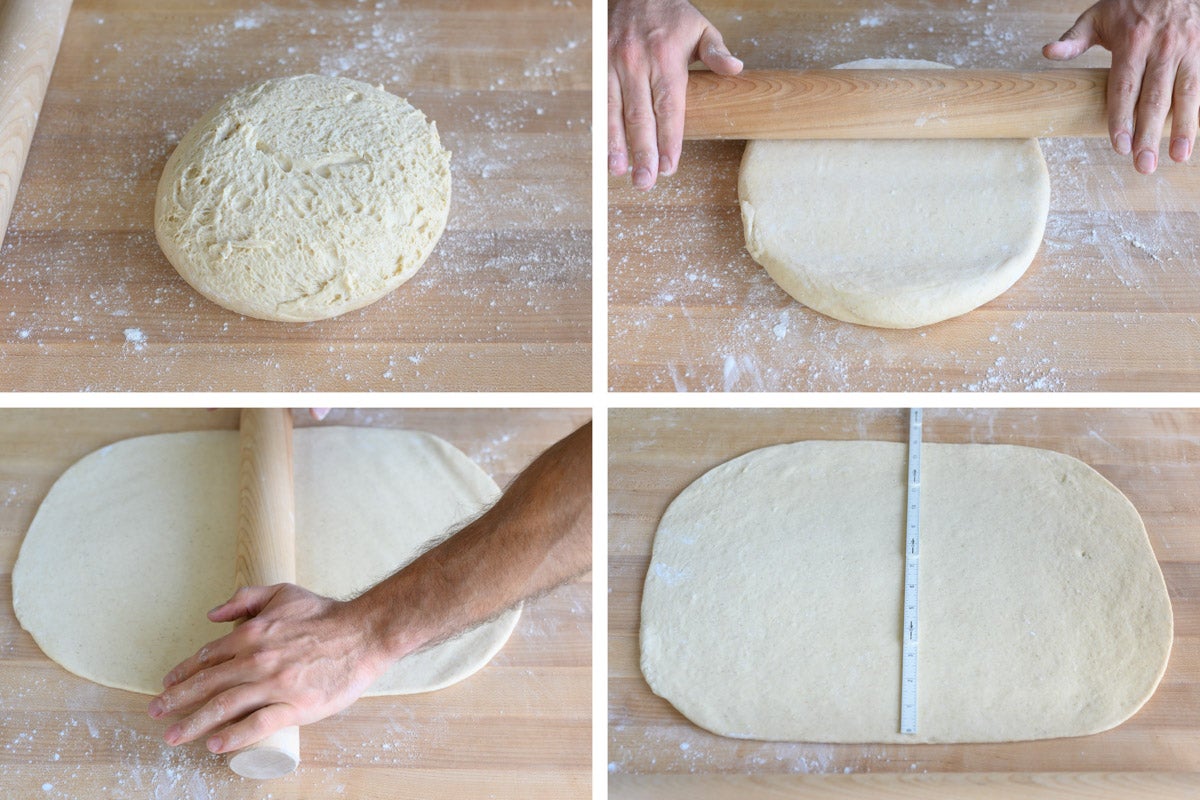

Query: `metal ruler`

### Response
(900, 408, 922, 734)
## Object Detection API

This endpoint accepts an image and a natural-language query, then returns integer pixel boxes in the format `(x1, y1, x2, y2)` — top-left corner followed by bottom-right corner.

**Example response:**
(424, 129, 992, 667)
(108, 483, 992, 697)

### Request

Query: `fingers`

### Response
(205, 703, 296, 754)
(696, 26, 744, 75)
(208, 584, 281, 623)
(1108, 39, 1150, 158)
(1170, 60, 1200, 162)
(608, 66, 629, 177)
(620, 58, 660, 190)
(152, 661, 249, 729)
(161, 633, 241, 689)
(163, 684, 270, 747)
(1132, 52, 1179, 173)
(651, 65, 688, 178)
(1043, 11, 1099, 61)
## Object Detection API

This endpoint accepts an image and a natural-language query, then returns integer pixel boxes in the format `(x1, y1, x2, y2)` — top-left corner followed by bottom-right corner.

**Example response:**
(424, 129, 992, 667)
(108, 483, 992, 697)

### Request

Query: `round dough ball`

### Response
(155, 75, 451, 322)
(738, 59, 1050, 329)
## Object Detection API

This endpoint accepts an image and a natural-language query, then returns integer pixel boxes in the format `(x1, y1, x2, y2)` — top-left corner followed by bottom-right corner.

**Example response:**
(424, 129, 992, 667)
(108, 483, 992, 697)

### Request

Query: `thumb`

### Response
(209, 584, 282, 622)
(697, 27, 743, 75)
(1043, 12, 1098, 61)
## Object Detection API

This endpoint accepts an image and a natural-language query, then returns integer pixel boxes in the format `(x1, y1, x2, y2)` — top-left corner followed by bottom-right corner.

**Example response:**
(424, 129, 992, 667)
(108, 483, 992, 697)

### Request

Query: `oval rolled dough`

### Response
(640, 440, 1172, 744)
(738, 59, 1050, 329)
(155, 75, 451, 322)
(12, 427, 519, 696)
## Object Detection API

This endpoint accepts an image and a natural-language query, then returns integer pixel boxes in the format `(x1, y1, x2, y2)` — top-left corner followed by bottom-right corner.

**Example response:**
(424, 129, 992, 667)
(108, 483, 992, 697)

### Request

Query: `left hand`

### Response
(148, 584, 388, 754)
(1044, 0, 1200, 173)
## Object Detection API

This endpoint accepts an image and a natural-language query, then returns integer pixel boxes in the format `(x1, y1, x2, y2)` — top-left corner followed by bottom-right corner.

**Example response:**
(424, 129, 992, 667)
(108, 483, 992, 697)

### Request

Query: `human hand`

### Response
(148, 584, 388, 754)
(1044, 0, 1200, 173)
(609, 0, 743, 189)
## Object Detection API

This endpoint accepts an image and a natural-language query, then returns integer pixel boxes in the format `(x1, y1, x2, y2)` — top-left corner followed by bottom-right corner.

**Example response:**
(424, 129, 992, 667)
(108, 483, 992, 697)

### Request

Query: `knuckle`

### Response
(1127, 21, 1153, 47)
(209, 694, 231, 721)
(1141, 88, 1172, 112)
(646, 35, 674, 63)
(1179, 74, 1200, 98)
(278, 664, 302, 689)
(609, 36, 643, 67)
(623, 104, 655, 128)
(652, 87, 680, 118)
(247, 648, 273, 670)
(1113, 76, 1141, 99)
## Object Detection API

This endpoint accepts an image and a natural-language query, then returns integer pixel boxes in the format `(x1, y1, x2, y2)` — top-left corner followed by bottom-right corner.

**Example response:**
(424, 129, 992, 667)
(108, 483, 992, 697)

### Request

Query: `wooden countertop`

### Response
(608, 0, 1200, 392)
(609, 408, 1200, 797)
(0, 408, 592, 799)
(0, 1, 591, 392)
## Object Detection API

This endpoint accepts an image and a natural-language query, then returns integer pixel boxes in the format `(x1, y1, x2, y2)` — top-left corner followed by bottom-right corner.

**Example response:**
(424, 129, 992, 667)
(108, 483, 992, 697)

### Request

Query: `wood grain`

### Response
(612, 773, 1200, 799)
(609, 0, 1200, 392)
(609, 409, 1200, 787)
(685, 68, 1109, 139)
(0, 408, 592, 799)
(0, 0, 590, 391)
(231, 408, 299, 779)
(0, 0, 72, 249)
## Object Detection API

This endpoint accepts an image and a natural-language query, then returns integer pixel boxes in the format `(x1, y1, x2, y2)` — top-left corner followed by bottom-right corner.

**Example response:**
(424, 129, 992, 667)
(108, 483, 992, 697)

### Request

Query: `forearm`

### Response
(354, 421, 593, 662)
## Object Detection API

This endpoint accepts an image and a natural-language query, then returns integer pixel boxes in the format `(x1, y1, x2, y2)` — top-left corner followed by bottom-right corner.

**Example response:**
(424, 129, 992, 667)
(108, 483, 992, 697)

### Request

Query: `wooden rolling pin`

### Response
(684, 68, 1111, 139)
(0, 0, 73, 249)
(228, 409, 300, 780)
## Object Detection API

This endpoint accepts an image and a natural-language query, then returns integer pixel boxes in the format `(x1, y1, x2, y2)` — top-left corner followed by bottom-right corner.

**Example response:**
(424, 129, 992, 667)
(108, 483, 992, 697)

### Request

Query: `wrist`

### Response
(349, 574, 436, 665)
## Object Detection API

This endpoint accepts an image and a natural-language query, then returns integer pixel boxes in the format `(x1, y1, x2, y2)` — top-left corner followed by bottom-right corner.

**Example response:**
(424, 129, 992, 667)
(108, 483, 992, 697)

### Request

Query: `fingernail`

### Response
(148, 699, 163, 718)
(1114, 132, 1131, 155)
(658, 155, 672, 176)
(608, 153, 622, 176)
(633, 167, 653, 189)
(164, 726, 180, 746)
(208, 737, 223, 753)
(1135, 149, 1156, 173)
(1171, 137, 1191, 162)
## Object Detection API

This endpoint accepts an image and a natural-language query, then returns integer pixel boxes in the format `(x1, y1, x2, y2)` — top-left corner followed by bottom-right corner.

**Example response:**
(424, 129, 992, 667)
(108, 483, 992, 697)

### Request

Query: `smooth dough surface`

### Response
(155, 75, 451, 322)
(738, 59, 1050, 328)
(13, 428, 520, 696)
(640, 441, 1172, 743)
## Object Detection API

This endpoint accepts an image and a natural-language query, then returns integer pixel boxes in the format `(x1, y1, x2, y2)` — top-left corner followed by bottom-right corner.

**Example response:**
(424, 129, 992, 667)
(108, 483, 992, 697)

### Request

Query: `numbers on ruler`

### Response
(900, 407, 922, 735)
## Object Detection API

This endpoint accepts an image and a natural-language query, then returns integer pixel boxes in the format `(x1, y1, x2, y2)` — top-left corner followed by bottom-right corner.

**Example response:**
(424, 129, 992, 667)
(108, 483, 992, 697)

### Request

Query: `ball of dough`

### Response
(155, 75, 451, 322)
(738, 59, 1050, 329)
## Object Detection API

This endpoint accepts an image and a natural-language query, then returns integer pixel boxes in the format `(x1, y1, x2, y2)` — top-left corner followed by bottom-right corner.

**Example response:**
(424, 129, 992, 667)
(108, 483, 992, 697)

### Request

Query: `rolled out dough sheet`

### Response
(12, 427, 520, 696)
(640, 441, 1172, 744)
(738, 59, 1050, 329)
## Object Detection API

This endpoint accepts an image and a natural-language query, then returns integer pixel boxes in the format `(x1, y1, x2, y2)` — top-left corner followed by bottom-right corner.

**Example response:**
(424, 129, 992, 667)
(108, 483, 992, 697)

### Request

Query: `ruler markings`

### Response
(900, 408, 922, 735)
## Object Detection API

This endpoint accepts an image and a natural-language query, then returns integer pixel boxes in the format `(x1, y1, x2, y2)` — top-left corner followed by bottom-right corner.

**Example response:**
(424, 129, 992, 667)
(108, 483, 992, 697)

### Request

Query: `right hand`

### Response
(608, 0, 743, 190)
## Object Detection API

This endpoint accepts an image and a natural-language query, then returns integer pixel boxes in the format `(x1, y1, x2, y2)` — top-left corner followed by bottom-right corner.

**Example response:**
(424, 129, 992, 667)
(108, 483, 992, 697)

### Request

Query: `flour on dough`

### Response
(640, 441, 1172, 743)
(155, 75, 451, 322)
(12, 428, 519, 696)
(739, 59, 1050, 329)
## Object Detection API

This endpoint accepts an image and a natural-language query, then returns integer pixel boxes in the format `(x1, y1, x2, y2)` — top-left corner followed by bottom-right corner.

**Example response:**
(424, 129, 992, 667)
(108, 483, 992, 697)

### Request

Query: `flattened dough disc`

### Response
(13, 427, 520, 696)
(738, 59, 1050, 329)
(640, 441, 1172, 743)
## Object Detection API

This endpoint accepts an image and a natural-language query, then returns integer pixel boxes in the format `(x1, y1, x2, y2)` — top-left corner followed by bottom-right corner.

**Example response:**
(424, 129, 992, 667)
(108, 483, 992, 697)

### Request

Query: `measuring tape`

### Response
(900, 408, 922, 734)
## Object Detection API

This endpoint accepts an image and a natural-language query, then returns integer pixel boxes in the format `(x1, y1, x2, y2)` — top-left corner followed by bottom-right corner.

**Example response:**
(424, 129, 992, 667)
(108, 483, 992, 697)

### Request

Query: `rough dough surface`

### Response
(640, 441, 1172, 743)
(738, 59, 1050, 328)
(13, 427, 519, 696)
(155, 75, 451, 322)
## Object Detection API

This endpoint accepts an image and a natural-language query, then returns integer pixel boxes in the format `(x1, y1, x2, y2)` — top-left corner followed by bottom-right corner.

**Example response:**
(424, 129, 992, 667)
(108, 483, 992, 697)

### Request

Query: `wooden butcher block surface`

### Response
(609, 408, 1200, 797)
(1, 1, 590, 391)
(0, 408, 592, 799)
(608, 0, 1200, 392)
